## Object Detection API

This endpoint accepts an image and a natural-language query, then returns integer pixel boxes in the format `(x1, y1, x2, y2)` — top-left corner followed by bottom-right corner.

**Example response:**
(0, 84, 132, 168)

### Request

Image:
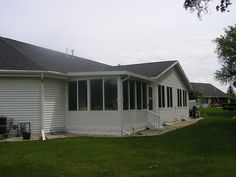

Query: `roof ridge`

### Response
(191, 82, 211, 84)
(0, 37, 46, 70)
(113, 60, 178, 67)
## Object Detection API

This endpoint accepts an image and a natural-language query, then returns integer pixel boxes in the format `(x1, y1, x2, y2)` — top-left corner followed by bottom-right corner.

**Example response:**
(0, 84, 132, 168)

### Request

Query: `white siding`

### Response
(66, 111, 121, 135)
(155, 67, 189, 124)
(123, 110, 146, 133)
(0, 78, 41, 134)
(44, 79, 65, 133)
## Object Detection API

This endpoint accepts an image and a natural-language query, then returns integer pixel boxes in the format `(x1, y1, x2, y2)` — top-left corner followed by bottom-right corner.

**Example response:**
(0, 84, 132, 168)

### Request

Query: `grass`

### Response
(0, 108, 236, 177)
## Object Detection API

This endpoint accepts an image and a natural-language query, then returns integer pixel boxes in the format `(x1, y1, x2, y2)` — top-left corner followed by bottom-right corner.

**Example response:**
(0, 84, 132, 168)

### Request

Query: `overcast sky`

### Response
(0, 0, 236, 91)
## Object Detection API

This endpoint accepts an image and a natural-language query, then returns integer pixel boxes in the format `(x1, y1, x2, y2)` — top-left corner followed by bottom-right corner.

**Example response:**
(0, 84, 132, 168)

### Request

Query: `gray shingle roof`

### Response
(0, 36, 178, 77)
(0, 36, 109, 73)
(191, 82, 227, 97)
(106, 60, 177, 77)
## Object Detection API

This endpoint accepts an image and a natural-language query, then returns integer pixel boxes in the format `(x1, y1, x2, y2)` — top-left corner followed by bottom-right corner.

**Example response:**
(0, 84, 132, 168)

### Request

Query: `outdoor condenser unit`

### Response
(0, 116, 7, 139)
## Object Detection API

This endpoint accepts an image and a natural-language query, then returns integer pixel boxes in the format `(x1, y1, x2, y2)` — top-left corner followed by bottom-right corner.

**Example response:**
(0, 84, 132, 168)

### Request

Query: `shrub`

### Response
(223, 104, 236, 111)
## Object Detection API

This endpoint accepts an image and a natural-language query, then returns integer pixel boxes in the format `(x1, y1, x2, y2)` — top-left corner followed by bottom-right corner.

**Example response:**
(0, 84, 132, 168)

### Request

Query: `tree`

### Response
(214, 25, 236, 88)
(184, 0, 232, 17)
(227, 85, 236, 103)
(227, 85, 234, 94)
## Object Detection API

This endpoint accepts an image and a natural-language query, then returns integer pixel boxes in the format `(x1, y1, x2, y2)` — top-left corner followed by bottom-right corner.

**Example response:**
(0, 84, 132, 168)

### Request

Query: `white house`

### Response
(0, 36, 192, 136)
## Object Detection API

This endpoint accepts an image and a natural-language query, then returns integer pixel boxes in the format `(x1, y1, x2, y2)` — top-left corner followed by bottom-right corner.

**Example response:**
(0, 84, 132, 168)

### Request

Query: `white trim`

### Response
(40, 73, 45, 130)
(102, 78, 105, 111)
(87, 80, 91, 111)
(77, 81, 79, 110)
(118, 77, 123, 135)
(128, 80, 130, 110)
(67, 71, 153, 82)
(0, 69, 66, 76)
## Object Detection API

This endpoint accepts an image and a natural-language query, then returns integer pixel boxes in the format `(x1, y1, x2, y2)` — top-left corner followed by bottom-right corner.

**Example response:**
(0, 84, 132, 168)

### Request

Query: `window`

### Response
(167, 86, 173, 107)
(183, 90, 187, 107)
(177, 89, 182, 107)
(148, 87, 153, 110)
(68, 81, 77, 111)
(158, 85, 165, 108)
(90, 79, 103, 110)
(123, 80, 129, 110)
(136, 81, 142, 110)
(78, 80, 87, 110)
(129, 80, 135, 109)
(142, 83, 147, 109)
(105, 78, 118, 110)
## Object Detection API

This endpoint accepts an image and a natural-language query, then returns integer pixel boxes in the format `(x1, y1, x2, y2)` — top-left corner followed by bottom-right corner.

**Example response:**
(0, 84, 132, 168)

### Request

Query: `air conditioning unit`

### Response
(0, 116, 7, 139)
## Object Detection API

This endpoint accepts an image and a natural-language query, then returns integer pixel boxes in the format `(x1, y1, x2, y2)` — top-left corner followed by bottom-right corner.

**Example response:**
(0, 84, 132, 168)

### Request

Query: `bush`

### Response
(223, 104, 236, 111)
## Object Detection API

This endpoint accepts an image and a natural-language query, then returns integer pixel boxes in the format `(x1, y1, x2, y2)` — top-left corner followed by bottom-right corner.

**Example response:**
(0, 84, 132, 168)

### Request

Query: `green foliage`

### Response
(0, 108, 236, 177)
(227, 85, 236, 103)
(189, 90, 202, 100)
(184, 0, 232, 17)
(215, 25, 236, 88)
(223, 104, 236, 111)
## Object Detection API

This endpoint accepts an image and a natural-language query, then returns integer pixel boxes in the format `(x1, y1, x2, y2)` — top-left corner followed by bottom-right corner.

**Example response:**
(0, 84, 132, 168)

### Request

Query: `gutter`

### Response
(0, 70, 68, 80)
(67, 71, 154, 82)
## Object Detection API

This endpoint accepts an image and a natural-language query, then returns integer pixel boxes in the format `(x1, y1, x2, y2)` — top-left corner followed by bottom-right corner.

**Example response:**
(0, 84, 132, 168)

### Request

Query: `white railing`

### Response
(146, 110, 161, 129)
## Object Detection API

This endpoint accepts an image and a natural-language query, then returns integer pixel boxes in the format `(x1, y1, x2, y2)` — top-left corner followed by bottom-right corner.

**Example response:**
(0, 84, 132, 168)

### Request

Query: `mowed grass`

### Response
(0, 108, 236, 177)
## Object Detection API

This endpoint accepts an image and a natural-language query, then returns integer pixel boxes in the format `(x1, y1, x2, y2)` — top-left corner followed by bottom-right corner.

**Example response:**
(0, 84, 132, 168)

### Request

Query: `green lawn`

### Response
(0, 108, 236, 177)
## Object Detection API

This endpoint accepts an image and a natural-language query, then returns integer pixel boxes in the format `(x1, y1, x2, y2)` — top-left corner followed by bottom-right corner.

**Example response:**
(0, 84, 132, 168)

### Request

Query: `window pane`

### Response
(149, 99, 153, 110)
(177, 89, 182, 107)
(177, 89, 180, 107)
(90, 79, 103, 110)
(78, 80, 87, 110)
(68, 81, 77, 111)
(162, 85, 165, 107)
(148, 87, 153, 110)
(167, 87, 170, 107)
(123, 80, 129, 110)
(149, 87, 153, 98)
(130, 80, 135, 109)
(167, 87, 173, 107)
(170, 87, 173, 107)
(178, 89, 180, 107)
(183, 90, 187, 107)
(180, 89, 182, 107)
(136, 81, 141, 110)
(142, 83, 147, 109)
(158, 85, 161, 108)
(105, 78, 117, 110)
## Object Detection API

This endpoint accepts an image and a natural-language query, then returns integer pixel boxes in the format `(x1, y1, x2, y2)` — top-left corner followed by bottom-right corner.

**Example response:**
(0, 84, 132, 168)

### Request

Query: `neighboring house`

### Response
(0, 36, 192, 136)
(190, 82, 228, 107)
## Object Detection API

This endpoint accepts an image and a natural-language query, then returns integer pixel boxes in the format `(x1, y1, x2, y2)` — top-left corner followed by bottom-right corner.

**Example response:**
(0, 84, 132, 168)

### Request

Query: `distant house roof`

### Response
(191, 82, 227, 97)
(0, 36, 183, 79)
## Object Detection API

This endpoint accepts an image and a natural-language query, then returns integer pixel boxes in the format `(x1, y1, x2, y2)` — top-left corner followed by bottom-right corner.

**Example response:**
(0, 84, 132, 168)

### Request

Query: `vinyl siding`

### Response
(0, 78, 41, 134)
(44, 79, 65, 133)
(155, 67, 189, 125)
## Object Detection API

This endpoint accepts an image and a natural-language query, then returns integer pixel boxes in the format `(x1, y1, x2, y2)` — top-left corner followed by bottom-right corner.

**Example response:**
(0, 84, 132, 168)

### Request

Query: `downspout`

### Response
(40, 73, 45, 132)
(121, 76, 130, 135)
